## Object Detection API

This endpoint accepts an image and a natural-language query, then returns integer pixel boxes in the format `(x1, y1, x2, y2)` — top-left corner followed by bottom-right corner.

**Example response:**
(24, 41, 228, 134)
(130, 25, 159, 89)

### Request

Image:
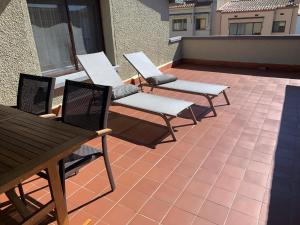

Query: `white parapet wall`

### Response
(182, 36, 300, 67)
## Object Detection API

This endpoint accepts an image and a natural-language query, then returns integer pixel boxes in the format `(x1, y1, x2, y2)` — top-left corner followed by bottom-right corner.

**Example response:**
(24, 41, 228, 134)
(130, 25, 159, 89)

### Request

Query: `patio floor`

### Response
(2, 64, 300, 225)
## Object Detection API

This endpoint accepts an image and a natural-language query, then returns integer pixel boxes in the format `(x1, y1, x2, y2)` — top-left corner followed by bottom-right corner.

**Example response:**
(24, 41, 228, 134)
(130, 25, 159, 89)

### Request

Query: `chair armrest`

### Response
(39, 113, 58, 119)
(82, 219, 92, 225)
(96, 128, 112, 136)
(52, 104, 62, 116)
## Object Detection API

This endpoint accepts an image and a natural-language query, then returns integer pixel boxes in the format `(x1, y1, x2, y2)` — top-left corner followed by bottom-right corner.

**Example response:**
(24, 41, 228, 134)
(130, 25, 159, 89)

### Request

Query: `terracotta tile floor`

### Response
(2, 64, 300, 225)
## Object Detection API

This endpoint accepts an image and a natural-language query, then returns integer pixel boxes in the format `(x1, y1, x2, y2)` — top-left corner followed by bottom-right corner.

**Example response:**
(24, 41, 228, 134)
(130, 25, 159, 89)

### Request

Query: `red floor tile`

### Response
(102, 205, 135, 225)
(3, 65, 300, 225)
(140, 198, 172, 222)
(232, 194, 262, 218)
(162, 207, 195, 225)
(198, 200, 230, 225)
(207, 187, 235, 208)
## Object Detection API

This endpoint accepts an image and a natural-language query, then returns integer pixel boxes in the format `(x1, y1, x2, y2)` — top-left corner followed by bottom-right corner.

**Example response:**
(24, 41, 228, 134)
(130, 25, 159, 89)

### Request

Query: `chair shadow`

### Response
(108, 112, 172, 148)
(266, 85, 300, 225)
(0, 185, 114, 224)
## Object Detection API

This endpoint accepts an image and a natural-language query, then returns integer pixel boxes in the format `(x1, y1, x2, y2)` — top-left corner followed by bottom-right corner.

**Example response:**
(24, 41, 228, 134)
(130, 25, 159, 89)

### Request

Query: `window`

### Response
(172, 19, 187, 31)
(195, 18, 206, 30)
(27, 0, 104, 75)
(272, 21, 286, 33)
(229, 22, 262, 35)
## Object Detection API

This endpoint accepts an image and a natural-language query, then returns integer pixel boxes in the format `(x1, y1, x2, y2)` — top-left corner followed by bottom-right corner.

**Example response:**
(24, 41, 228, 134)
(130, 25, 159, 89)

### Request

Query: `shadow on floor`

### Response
(108, 112, 172, 148)
(179, 104, 213, 121)
(267, 85, 300, 225)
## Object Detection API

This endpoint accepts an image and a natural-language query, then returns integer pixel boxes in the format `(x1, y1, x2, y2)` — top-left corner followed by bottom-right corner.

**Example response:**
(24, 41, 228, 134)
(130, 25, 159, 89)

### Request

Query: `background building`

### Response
(296, 8, 300, 34)
(169, 0, 213, 37)
(215, 0, 299, 35)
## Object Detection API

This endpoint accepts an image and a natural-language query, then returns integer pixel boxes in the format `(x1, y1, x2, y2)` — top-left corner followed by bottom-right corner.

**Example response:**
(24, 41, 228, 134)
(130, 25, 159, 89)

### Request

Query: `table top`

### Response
(0, 105, 97, 193)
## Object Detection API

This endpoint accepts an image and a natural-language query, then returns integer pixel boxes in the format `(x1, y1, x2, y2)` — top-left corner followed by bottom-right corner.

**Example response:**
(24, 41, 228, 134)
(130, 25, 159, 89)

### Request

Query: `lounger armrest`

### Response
(96, 128, 112, 137)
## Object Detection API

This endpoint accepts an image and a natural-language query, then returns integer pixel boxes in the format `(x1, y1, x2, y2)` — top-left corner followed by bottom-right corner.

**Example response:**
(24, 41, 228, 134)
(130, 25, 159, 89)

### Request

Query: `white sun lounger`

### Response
(77, 52, 197, 141)
(124, 51, 230, 116)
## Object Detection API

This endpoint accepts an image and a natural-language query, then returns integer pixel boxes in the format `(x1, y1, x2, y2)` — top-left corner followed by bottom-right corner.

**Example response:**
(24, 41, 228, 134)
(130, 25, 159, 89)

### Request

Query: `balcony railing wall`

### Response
(181, 36, 300, 71)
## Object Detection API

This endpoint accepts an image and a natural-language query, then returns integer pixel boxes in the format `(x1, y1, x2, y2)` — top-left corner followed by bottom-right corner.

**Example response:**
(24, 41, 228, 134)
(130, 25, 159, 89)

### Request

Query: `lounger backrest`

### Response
(77, 52, 123, 88)
(124, 52, 163, 79)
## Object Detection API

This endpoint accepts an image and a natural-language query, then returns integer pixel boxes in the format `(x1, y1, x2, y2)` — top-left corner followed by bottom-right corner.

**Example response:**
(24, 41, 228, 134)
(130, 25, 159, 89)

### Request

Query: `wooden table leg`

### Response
(47, 164, 69, 225)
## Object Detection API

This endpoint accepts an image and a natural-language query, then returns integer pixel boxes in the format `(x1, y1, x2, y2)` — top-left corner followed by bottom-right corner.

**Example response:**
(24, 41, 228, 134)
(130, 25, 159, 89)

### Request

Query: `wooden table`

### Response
(0, 105, 97, 224)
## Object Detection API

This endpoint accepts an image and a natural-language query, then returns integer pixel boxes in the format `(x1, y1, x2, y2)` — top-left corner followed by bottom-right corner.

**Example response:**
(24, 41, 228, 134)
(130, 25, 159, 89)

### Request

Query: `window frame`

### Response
(229, 22, 262, 35)
(172, 19, 187, 31)
(195, 18, 207, 31)
(27, 0, 105, 77)
(272, 21, 286, 33)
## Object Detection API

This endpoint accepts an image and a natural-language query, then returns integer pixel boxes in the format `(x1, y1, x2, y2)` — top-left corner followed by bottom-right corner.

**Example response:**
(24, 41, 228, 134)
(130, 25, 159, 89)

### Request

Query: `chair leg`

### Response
(223, 90, 230, 105)
(18, 184, 26, 204)
(102, 136, 115, 191)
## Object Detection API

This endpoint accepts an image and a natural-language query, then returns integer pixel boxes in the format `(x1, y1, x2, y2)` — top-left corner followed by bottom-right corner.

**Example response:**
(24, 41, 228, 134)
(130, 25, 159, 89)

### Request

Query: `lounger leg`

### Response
(223, 91, 230, 105)
(102, 136, 116, 191)
(138, 74, 144, 92)
(206, 96, 217, 117)
(189, 107, 197, 125)
(161, 114, 176, 141)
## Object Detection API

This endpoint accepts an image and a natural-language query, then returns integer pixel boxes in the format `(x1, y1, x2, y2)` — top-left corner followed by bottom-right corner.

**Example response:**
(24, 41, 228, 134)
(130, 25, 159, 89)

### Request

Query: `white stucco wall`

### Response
(108, 0, 182, 79)
(0, 0, 41, 105)
(182, 36, 300, 66)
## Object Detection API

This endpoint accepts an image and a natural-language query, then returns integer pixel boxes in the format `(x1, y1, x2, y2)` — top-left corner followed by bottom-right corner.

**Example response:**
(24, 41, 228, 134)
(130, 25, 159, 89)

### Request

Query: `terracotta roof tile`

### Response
(169, 0, 212, 9)
(219, 0, 299, 13)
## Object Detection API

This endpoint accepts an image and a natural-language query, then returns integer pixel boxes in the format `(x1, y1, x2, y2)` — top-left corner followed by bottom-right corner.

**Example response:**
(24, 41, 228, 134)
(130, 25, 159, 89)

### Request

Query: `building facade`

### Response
(215, 0, 299, 36)
(0, 0, 180, 105)
(169, 1, 213, 37)
(296, 8, 300, 34)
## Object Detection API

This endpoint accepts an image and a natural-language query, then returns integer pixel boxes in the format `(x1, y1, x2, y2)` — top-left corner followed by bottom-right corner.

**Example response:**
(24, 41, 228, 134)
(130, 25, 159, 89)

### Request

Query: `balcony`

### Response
(1, 36, 300, 225)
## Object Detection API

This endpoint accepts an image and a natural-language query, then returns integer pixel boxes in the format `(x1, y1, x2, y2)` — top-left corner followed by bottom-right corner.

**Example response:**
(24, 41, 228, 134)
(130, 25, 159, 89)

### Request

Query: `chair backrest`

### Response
(77, 52, 123, 88)
(17, 73, 55, 115)
(123, 52, 163, 79)
(62, 80, 112, 131)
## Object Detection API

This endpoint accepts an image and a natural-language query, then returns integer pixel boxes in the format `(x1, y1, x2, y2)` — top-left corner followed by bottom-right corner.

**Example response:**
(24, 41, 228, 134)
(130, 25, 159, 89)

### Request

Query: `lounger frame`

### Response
(112, 101, 197, 141)
(124, 52, 230, 116)
(136, 74, 230, 116)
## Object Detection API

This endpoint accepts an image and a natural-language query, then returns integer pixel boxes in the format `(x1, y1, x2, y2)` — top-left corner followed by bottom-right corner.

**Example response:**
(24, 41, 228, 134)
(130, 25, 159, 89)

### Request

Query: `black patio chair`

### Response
(57, 80, 115, 192)
(14, 73, 55, 115)
(13, 73, 55, 203)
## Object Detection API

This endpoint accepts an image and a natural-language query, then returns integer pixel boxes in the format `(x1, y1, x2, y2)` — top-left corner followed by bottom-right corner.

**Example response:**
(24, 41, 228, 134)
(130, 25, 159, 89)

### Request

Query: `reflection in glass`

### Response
(68, 0, 103, 55)
(28, 1, 74, 73)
